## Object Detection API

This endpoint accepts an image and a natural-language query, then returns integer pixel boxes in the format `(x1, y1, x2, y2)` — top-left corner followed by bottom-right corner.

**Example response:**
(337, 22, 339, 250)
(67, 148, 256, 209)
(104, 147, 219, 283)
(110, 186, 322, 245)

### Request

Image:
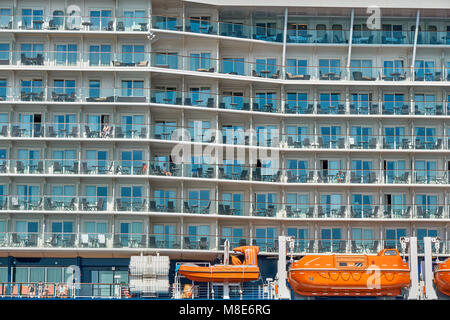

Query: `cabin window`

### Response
(383, 249, 397, 256)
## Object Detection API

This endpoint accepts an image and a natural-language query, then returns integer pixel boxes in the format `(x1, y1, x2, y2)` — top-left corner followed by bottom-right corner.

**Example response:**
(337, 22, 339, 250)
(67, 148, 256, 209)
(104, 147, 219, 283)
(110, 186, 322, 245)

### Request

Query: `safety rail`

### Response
(0, 282, 130, 299)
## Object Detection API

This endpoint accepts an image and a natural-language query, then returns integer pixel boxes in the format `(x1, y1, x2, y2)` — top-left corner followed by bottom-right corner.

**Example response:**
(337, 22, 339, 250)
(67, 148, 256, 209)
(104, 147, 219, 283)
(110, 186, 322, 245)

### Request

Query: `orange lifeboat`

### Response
(176, 246, 260, 283)
(434, 257, 450, 296)
(288, 249, 410, 297)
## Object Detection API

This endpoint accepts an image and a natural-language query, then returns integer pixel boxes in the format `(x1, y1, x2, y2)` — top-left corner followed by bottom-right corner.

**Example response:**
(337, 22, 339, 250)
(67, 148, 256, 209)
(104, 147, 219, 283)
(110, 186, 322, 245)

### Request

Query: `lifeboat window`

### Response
(339, 262, 347, 266)
(354, 262, 363, 267)
(383, 250, 397, 256)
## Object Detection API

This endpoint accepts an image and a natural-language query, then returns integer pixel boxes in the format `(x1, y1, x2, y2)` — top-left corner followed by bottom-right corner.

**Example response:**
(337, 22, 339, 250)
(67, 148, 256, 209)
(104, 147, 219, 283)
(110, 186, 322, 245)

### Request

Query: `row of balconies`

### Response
(3, 160, 450, 186)
(2, 50, 450, 83)
(152, 15, 450, 46)
(2, 11, 450, 47)
(1, 193, 449, 220)
(0, 231, 446, 255)
(3, 123, 450, 151)
(0, 13, 149, 32)
(1, 87, 450, 117)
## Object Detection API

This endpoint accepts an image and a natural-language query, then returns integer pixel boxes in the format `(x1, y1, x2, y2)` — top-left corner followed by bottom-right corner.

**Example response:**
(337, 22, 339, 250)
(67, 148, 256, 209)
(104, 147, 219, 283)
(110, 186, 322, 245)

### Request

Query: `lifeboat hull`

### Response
(288, 249, 410, 297)
(434, 258, 450, 296)
(177, 264, 260, 283)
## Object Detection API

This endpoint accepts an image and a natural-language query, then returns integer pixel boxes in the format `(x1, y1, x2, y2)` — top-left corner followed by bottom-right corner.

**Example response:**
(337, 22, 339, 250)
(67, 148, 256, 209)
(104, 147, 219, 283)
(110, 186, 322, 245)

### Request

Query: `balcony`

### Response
(10, 14, 150, 32)
(0, 230, 447, 256)
(417, 30, 450, 45)
(352, 30, 412, 45)
(287, 29, 349, 44)
(1, 48, 450, 86)
(1, 194, 450, 221)
(3, 123, 450, 153)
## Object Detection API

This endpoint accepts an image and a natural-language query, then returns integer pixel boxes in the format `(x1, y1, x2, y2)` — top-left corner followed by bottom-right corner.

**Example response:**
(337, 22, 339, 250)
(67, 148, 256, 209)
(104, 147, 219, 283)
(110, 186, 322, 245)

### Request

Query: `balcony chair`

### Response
(0, 125, 7, 137)
(30, 198, 42, 210)
(68, 126, 78, 138)
(27, 234, 38, 247)
(48, 126, 57, 137)
(183, 237, 193, 249)
(16, 161, 25, 173)
(307, 240, 315, 253)
(371, 206, 379, 218)
(183, 201, 195, 213)
(148, 236, 159, 248)
(217, 167, 228, 180)
(96, 198, 104, 211)
(404, 206, 411, 218)
(69, 162, 78, 174)
(200, 201, 211, 214)
(351, 241, 361, 253)
(46, 234, 59, 247)
(416, 206, 425, 218)
(436, 206, 443, 218)
(337, 240, 347, 253)
(81, 162, 92, 174)
(303, 171, 313, 183)
(116, 199, 126, 211)
(139, 127, 147, 139)
(433, 139, 442, 150)
(66, 198, 76, 211)
(44, 198, 56, 210)
(84, 126, 95, 138)
(99, 162, 114, 175)
(114, 126, 124, 138)
(337, 206, 346, 217)
(368, 172, 377, 183)
(36, 161, 44, 174)
(199, 237, 208, 250)
(0, 161, 6, 173)
(272, 171, 281, 182)
(270, 70, 280, 79)
(317, 206, 325, 218)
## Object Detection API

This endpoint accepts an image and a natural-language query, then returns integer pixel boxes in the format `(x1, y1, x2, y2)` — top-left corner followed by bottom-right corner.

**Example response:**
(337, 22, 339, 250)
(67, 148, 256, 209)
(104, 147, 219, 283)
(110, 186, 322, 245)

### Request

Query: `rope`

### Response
(350, 272, 363, 281)
(383, 272, 395, 282)
(340, 272, 351, 281)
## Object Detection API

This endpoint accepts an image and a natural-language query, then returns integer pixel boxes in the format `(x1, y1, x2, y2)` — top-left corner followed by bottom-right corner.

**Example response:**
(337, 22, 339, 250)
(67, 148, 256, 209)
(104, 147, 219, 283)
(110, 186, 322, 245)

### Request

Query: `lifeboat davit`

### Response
(288, 249, 410, 297)
(434, 257, 450, 296)
(176, 246, 260, 283)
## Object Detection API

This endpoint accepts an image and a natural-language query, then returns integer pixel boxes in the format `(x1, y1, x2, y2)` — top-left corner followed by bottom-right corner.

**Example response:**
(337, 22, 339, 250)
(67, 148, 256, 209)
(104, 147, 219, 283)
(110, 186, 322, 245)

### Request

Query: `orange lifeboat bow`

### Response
(434, 257, 450, 296)
(176, 246, 260, 283)
(288, 249, 410, 297)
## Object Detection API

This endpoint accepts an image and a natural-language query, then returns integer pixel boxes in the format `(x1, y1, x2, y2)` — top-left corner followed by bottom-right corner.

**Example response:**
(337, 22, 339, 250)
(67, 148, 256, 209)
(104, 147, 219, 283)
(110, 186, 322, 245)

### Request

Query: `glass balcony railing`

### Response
(2, 13, 448, 53)
(47, 87, 79, 102)
(1, 231, 448, 255)
(6, 158, 450, 185)
(4, 123, 450, 152)
(152, 15, 285, 43)
(417, 31, 450, 45)
(3, 47, 450, 85)
(413, 67, 444, 81)
(316, 101, 346, 115)
(287, 29, 349, 44)
(11, 15, 149, 32)
(1, 194, 450, 221)
(352, 30, 413, 45)
(414, 102, 443, 115)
